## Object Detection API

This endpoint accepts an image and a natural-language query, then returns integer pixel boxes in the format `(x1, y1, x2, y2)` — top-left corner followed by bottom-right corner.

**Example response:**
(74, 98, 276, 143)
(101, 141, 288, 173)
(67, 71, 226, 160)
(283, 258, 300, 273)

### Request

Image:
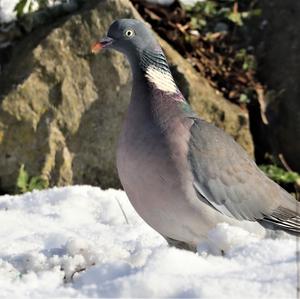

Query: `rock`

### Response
(0, 0, 253, 193)
(250, 0, 300, 172)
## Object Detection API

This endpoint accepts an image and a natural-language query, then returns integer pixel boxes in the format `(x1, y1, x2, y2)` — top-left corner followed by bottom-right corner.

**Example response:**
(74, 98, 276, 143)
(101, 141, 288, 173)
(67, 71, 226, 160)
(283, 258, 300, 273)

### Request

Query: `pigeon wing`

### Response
(188, 118, 300, 234)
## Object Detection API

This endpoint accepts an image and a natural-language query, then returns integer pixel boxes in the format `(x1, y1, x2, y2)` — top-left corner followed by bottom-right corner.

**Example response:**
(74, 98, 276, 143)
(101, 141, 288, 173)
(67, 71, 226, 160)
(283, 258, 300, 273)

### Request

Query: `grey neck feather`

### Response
(140, 49, 172, 74)
(138, 49, 180, 95)
(126, 46, 189, 126)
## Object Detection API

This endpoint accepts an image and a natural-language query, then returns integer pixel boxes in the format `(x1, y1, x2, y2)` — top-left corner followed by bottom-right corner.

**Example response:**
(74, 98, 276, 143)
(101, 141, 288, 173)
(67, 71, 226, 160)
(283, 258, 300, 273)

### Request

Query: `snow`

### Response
(0, 0, 73, 23)
(0, 185, 298, 298)
(0, 0, 18, 22)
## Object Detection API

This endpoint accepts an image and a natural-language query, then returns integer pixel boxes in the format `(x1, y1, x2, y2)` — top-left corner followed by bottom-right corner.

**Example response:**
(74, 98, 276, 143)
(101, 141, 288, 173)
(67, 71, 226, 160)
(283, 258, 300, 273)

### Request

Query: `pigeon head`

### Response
(92, 19, 179, 95)
(92, 19, 158, 58)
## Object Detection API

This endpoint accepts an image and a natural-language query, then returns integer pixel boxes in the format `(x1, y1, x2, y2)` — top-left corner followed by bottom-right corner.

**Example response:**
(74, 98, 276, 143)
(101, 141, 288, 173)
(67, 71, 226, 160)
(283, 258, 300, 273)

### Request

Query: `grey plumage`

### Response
(189, 119, 300, 234)
(94, 19, 300, 250)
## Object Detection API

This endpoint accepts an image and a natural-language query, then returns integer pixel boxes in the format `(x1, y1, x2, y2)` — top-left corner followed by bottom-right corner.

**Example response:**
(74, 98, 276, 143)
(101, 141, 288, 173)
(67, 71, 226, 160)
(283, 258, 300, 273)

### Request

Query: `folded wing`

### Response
(188, 118, 300, 235)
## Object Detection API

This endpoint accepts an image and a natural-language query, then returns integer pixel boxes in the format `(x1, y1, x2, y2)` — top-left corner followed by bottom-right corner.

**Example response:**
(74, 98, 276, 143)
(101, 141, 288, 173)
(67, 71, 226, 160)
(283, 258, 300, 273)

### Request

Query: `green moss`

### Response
(16, 164, 49, 194)
(185, 0, 261, 29)
(14, 0, 48, 18)
(259, 164, 300, 184)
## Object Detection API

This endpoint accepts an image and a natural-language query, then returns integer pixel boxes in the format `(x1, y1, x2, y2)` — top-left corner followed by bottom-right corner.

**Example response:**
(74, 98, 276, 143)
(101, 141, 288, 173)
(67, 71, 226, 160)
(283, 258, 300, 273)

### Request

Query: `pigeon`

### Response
(92, 19, 300, 251)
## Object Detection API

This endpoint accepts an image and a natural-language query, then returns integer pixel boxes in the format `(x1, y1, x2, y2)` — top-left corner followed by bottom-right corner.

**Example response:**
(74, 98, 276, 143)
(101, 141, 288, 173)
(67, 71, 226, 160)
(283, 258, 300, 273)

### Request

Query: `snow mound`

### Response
(0, 186, 298, 298)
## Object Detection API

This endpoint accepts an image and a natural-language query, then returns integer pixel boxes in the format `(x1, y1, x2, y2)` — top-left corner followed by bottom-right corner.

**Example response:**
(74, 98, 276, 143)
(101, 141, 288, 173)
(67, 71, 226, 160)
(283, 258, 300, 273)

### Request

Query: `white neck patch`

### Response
(145, 65, 177, 94)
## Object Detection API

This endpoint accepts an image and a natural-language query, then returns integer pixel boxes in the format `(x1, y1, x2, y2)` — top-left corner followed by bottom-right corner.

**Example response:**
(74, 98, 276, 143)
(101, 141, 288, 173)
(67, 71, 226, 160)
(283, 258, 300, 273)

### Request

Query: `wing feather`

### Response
(188, 118, 300, 234)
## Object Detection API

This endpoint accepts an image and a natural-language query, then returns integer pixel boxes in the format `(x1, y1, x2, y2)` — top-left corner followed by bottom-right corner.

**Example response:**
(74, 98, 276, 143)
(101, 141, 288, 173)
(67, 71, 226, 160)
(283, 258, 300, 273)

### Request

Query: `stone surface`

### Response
(251, 0, 300, 171)
(0, 0, 253, 193)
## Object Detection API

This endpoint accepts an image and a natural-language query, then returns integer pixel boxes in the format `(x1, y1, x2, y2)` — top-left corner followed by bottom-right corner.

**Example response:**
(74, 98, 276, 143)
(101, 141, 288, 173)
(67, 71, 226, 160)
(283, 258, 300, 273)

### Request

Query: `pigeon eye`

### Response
(124, 29, 135, 38)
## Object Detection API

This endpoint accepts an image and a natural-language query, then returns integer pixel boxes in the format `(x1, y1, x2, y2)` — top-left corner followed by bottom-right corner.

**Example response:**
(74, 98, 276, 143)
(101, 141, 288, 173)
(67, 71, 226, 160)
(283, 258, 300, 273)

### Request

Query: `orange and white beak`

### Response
(91, 37, 114, 54)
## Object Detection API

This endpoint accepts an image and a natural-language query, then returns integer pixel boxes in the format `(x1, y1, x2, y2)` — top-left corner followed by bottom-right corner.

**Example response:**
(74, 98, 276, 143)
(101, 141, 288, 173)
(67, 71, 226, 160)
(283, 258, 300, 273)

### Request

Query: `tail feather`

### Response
(260, 206, 300, 236)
